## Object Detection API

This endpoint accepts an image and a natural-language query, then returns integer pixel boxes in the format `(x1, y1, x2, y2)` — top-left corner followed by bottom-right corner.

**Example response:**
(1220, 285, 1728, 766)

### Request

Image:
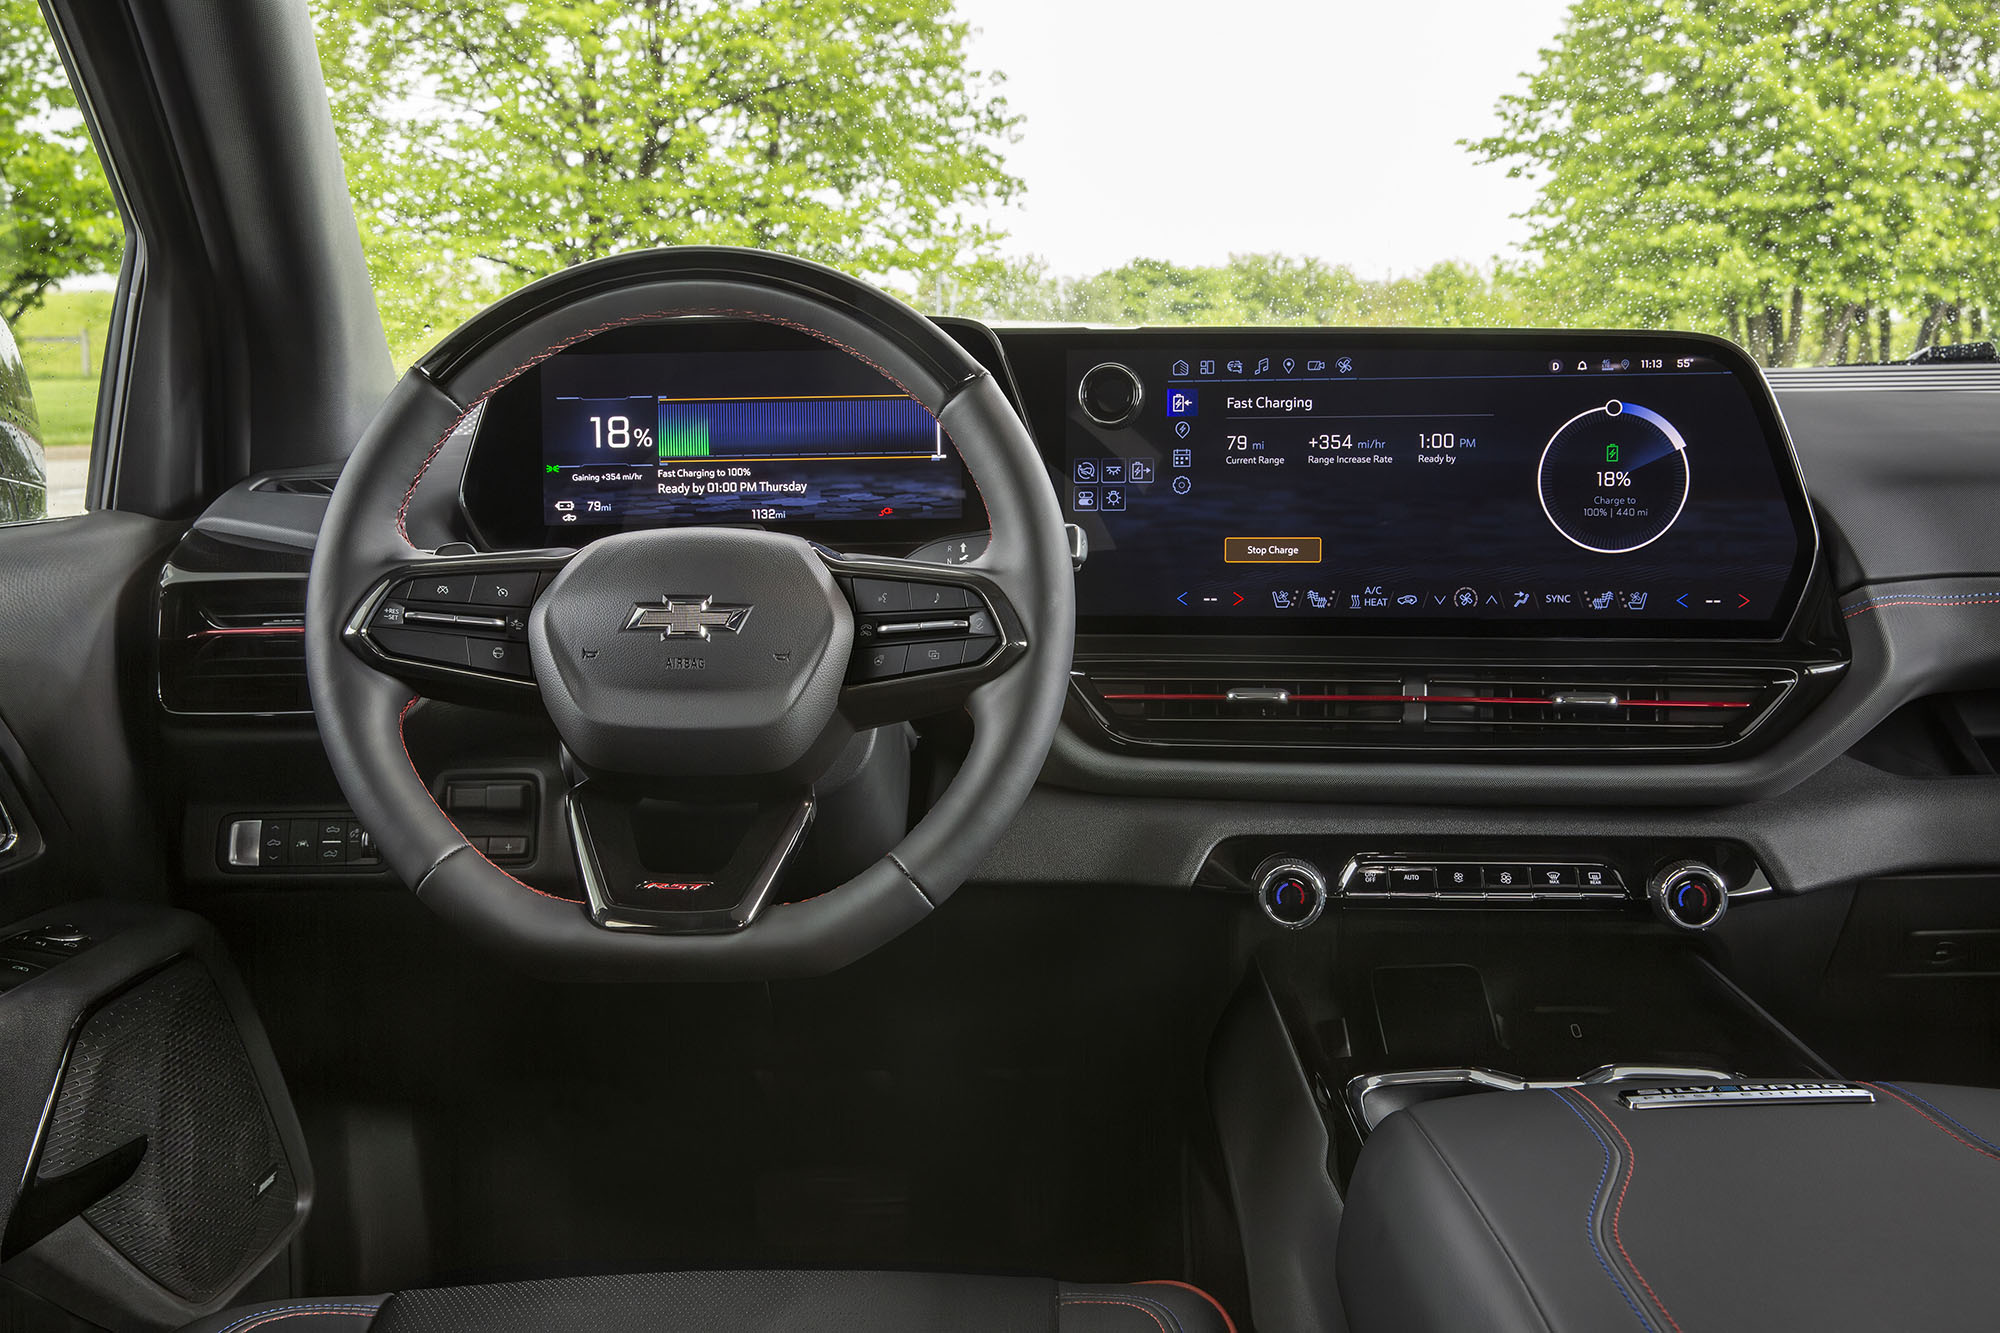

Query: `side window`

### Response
(0, 0, 125, 522)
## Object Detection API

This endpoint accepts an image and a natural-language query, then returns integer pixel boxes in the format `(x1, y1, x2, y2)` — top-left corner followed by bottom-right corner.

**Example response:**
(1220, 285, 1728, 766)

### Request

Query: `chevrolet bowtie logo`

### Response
(623, 596, 753, 640)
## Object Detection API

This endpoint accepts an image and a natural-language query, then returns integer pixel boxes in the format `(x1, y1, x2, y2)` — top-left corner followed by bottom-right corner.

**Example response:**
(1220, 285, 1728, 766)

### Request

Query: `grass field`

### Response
(12, 288, 117, 450)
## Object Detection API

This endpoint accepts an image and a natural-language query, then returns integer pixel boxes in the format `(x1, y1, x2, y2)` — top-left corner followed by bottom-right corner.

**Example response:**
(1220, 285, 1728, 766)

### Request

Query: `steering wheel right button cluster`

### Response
(844, 577, 999, 681)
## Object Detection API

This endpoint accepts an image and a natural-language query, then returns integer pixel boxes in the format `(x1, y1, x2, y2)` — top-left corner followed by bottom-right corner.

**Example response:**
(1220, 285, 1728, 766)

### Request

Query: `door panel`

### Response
(0, 511, 181, 920)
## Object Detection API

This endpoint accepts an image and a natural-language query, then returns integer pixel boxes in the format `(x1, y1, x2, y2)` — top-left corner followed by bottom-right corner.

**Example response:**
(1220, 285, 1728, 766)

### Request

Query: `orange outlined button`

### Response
(1224, 536, 1323, 564)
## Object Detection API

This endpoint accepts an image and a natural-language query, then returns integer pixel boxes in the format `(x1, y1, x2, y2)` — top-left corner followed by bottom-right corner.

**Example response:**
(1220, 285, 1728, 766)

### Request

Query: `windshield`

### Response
(308, 1, 2000, 369)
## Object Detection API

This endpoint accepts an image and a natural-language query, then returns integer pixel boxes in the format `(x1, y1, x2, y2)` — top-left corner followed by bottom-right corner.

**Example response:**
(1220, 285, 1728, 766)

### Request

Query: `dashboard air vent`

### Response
(250, 473, 338, 496)
(1090, 672, 1407, 744)
(1076, 663, 1800, 756)
(159, 576, 310, 715)
(1419, 670, 1785, 747)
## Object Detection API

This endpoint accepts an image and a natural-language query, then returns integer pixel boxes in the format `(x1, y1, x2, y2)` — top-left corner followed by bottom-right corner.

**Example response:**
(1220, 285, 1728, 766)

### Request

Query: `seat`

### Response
(1337, 1079, 2000, 1333)
(182, 1270, 1235, 1333)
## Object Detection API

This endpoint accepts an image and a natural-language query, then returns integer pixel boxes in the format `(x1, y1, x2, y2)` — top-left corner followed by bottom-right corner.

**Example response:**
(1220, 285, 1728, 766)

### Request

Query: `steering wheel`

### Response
(304, 249, 1074, 980)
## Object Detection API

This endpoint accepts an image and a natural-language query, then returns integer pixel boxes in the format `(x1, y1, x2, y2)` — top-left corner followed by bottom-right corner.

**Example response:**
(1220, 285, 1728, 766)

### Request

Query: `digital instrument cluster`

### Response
(541, 347, 964, 528)
(1050, 334, 1815, 637)
(457, 325, 973, 550)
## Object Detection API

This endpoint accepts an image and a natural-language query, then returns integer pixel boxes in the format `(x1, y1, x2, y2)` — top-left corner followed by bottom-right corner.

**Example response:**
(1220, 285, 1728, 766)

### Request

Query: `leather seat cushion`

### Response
(1338, 1080, 2000, 1333)
(184, 1271, 1235, 1333)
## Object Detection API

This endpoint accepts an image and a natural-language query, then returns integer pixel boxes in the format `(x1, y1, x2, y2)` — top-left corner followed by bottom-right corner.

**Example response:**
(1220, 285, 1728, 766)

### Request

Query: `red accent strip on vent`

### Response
(1100, 691, 1751, 709)
(189, 626, 306, 639)
(1426, 695, 1752, 710)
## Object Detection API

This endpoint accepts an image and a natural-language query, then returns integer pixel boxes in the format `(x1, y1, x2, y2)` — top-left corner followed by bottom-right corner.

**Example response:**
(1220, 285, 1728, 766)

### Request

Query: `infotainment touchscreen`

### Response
(1058, 335, 1814, 636)
(540, 348, 965, 527)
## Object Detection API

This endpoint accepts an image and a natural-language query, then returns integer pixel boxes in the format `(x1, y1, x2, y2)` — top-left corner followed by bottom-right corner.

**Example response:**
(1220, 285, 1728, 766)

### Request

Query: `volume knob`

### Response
(1647, 860, 1728, 931)
(1077, 362, 1144, 427)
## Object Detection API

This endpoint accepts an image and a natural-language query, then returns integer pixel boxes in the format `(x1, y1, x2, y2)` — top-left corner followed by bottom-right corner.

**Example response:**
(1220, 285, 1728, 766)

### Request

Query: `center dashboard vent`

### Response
(1078, 664, 1800, 756)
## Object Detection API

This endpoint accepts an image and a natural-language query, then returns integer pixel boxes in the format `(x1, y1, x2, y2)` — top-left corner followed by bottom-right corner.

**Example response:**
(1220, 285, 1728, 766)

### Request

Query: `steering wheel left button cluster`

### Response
(366, 566, 553, 681)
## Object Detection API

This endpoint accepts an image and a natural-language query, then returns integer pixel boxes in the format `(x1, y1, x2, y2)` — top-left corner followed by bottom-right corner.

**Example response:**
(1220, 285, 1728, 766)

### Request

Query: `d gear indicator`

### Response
(1536, 400, 1691, 554)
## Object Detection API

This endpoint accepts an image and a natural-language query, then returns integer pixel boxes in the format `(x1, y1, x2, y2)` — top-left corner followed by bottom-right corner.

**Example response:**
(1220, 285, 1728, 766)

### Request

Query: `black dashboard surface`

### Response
(178, 316, 2000, 815)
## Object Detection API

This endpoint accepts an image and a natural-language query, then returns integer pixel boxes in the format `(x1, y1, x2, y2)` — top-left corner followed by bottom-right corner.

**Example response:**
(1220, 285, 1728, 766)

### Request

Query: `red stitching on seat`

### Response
(1058, 1298, 1171, 1333)
(1135, 1280, 1237, 1333)
(395, 305, 975, 548)
(396, 696, 581, 903)
(1867, 1082, 2000, 1162)
(1562, 1089, 1685, 1333)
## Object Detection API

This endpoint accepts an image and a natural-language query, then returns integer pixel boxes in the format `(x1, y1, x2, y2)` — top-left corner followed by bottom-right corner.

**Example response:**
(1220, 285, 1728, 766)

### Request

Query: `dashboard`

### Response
(445, 316, 1846, 772)
(463, 323, 1817, 640)
(153, 283, 2000, 904)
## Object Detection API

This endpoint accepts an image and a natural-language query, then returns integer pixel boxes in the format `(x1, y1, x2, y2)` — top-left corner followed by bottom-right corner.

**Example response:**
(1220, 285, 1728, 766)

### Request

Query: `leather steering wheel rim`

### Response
(304, 248, 1075, 981)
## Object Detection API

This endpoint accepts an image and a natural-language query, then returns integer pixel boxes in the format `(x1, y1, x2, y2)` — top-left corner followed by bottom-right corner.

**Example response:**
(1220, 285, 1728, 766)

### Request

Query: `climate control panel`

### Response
(1197, 836, 1772, 928)
(1343, 856, 1625, 902)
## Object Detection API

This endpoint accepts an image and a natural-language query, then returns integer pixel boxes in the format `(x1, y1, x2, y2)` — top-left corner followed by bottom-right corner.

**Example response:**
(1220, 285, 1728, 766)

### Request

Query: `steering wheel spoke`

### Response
(344, 550, 574, 697)
(568, 784, 815, 934)
(821, 551, 1028, 726)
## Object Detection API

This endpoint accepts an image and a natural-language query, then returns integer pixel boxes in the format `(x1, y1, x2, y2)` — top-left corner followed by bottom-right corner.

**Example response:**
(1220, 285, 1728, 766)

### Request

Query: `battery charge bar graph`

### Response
(655, 394, 942, 463)
(656, 409, 711, 458)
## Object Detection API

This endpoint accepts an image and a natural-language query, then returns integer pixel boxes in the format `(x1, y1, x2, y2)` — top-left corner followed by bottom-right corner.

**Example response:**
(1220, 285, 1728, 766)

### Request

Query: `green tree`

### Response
(0, 0, 124, 323)
(941, 253, 1532, 331)
(314, 0, 1023, 362)
(1472, 0, 2000, 365)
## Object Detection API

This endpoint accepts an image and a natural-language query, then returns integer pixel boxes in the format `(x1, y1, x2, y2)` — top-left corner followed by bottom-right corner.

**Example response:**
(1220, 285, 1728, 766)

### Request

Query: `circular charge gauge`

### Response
(1536, 400, 1691, 553)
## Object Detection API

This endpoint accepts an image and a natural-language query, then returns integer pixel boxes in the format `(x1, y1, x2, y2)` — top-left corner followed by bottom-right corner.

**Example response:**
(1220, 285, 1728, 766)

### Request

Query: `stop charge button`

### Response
(1224, 536, 1323, 564)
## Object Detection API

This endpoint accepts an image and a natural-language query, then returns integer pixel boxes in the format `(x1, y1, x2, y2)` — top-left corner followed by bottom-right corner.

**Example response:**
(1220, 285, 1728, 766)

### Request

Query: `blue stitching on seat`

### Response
(1842, 593, 2000, 608)
(1883, 1083, 2000, 1155)
(1549, 1090, 1657, 1333)
(1840, 592, 2000, 617)
(1119, 1294, 1186, 1333)
(210, 1304, 382, 1333)
(1059, 1294, 1186, 1333)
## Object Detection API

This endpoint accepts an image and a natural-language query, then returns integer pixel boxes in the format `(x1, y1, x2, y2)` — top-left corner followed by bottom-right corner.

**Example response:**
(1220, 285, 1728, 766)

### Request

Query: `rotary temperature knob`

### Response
(1647, 860, 1729, 931)
(1255, 856, 1328, 930)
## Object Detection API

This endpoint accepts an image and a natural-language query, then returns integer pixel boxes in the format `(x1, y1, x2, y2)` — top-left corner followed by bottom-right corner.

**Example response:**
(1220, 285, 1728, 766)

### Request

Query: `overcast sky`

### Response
(952, 0, 1574, 279)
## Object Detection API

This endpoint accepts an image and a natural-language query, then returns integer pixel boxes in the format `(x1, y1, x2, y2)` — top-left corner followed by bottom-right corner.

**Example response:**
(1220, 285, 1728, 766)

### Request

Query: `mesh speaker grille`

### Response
(39, 958, 297, 1302)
